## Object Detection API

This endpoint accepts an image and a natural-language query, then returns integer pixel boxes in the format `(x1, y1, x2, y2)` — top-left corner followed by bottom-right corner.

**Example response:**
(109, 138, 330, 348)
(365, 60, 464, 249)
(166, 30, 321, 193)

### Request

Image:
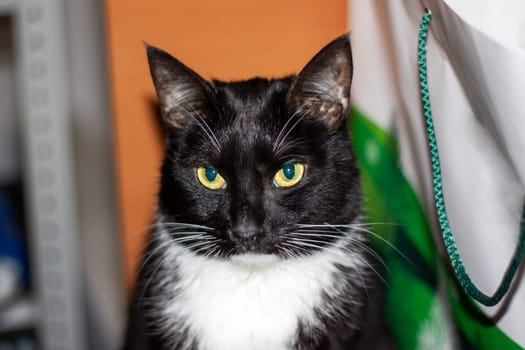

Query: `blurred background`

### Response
(0, 0, 349, 348)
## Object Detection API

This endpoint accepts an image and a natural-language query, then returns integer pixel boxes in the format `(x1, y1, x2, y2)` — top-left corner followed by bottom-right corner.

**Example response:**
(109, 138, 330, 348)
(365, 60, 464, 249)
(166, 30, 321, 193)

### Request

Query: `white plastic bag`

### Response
(351, 0, 525, 348)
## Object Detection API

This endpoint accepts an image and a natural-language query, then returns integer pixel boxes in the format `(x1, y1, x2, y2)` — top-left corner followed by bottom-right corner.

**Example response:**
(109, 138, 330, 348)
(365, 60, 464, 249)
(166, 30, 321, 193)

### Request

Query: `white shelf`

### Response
(0, 296, 36, 333)
(13, 1, 87, 349)
(0, 0, 16, 14)
(1, 1, 124, 349)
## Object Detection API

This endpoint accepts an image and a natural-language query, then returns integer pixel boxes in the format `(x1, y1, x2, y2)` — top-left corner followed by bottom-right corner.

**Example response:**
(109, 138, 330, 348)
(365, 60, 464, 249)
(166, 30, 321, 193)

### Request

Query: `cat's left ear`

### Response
(146, 45, 214, 129)
(287, 35, 352, 128)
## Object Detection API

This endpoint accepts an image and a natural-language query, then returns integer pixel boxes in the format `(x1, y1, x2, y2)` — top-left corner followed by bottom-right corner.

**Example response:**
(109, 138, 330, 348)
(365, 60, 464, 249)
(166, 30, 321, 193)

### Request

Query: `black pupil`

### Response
(205, 166, 217, 182)
(283, 163, 295, 180)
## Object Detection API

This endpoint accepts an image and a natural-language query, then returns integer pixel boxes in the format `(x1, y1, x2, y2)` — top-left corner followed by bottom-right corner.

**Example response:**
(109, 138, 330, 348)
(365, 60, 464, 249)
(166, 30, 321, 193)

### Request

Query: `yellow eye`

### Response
(273, 163, 305, 188)
(197, 165, 226, 190)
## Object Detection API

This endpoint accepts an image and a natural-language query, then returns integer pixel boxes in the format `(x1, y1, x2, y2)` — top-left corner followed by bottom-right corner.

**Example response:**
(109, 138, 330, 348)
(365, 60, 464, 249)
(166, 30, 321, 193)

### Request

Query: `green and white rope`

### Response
(417, 9, 525, 306)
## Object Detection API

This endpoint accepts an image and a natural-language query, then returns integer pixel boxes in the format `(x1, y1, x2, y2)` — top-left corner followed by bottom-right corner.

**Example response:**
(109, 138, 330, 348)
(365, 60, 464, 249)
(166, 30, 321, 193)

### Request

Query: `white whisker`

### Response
(187, 101, 222, 151)
(351, 226, 416, 270)
(273, 110, 300, 151)
(357, 255, 389, 288)
(159, 221, 214, 230)
(351, 262, 370, 301)
(192, 240, 220, 256)
(177, 101, 222, 152)
(166, 235, 213, 244)
(291, 231, 342, 238)
(286, 237, 333, 247)
(135, 240, 174, 278)
(300, 222, 414, 270)
(280, 241, 311, 256)
(138, 258, 165, 302)
(185, 240, 220, 252)
(287, 227, 391, 275)
(285, 238, 328, 251)
(274, 113, 306, 153)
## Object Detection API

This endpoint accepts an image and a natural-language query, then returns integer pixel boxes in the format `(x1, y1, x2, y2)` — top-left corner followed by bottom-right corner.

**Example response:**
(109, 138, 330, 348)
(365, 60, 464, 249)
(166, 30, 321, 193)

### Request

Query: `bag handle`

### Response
(417, 9, 525, 306)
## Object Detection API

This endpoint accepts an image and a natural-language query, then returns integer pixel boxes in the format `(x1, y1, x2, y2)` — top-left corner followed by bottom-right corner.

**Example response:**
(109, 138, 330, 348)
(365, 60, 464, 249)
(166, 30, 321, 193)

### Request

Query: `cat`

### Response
(124, 35, 392, 350)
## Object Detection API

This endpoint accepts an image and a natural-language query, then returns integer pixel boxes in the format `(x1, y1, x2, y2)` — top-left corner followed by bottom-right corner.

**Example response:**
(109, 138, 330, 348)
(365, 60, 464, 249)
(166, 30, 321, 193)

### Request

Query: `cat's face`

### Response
(147, 36, 361, 262)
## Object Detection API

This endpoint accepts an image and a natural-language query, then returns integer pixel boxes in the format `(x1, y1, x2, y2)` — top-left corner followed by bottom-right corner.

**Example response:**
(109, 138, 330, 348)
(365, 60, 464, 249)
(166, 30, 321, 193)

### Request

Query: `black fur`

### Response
(124, 35, 392, 350)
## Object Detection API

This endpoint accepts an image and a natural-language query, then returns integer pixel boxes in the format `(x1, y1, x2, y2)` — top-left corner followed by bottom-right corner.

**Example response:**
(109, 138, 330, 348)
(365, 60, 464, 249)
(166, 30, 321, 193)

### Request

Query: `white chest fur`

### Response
(160, 247, 358, 350)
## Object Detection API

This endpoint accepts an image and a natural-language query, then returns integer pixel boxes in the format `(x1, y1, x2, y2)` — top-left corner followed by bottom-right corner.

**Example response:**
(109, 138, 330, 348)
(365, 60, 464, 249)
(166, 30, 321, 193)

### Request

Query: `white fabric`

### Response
(351, 0, 525, 345)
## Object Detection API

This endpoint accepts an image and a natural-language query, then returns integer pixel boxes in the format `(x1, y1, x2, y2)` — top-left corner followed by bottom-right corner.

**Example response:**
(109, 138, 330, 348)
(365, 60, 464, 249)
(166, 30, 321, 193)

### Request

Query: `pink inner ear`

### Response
(287, 62, 351, 128)
(296, 98, 345, 129)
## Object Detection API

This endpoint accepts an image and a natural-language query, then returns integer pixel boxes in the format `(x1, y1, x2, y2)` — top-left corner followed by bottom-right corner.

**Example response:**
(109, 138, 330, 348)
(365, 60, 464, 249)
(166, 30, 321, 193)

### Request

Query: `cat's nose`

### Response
(229, 222, 263, 247)
(229, 198, 265, 249)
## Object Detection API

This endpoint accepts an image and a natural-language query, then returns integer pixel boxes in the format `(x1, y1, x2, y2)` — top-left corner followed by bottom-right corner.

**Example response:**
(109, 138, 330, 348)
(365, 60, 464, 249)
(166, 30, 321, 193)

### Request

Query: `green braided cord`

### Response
(418, 10, 525, 306)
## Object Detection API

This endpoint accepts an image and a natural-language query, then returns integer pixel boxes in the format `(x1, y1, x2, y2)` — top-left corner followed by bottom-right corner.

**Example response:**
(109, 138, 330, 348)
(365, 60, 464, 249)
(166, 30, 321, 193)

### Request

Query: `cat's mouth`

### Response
(229, 252, 280, 267)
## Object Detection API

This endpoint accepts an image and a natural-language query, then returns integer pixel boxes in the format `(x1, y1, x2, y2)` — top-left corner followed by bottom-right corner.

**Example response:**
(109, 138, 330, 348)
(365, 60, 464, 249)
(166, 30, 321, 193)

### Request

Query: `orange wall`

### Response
(104, 0, 348, 293)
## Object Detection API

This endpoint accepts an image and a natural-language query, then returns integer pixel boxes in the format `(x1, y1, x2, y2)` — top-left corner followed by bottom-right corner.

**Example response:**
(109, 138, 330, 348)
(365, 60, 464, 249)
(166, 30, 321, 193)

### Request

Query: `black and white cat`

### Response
(124, 35, 391, 350)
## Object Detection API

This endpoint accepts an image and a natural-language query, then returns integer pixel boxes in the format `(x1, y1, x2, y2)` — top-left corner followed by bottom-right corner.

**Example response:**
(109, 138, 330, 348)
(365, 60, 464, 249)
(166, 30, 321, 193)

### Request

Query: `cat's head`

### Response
(147, 35, 361, 264)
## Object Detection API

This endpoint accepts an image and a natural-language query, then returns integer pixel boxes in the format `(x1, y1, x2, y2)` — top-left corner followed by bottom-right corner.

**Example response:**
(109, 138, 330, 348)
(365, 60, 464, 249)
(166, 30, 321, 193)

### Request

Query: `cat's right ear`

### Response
(287, 35, 352, 129)
(146, 45, 213, 128)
